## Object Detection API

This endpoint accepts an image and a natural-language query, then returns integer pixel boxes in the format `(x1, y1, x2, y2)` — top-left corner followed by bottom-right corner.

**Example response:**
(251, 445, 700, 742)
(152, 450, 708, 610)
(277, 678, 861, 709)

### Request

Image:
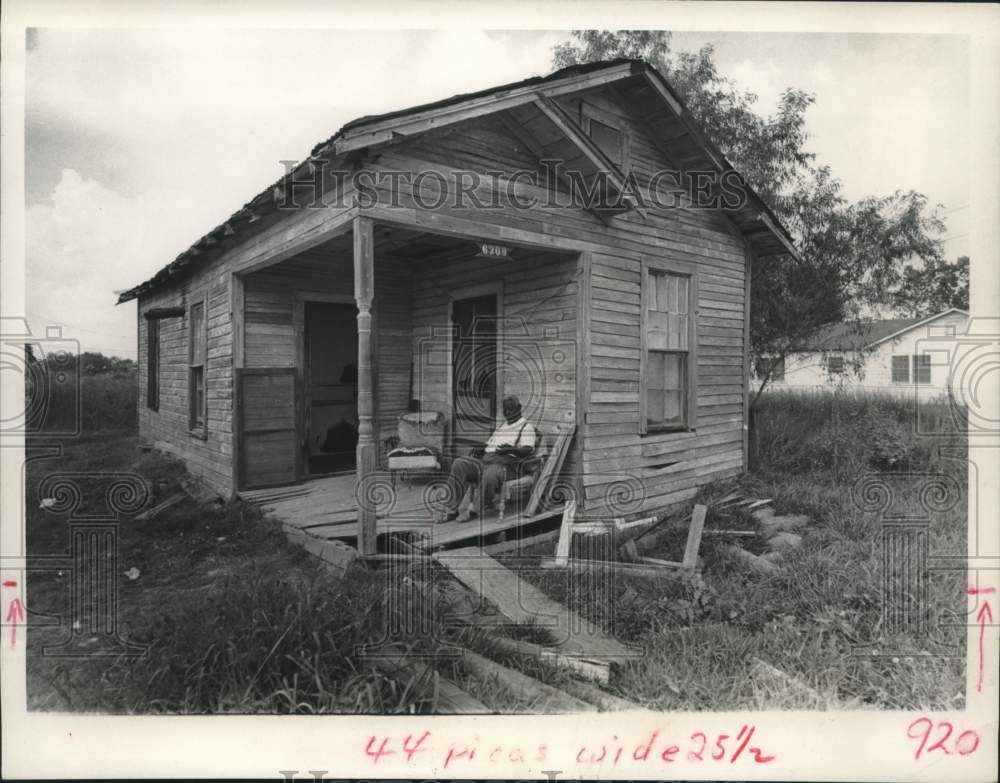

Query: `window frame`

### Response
(826, 355, 846, 375)
(913, 352, 932, 385)
(769, 355, 785, 383)
(188, 297, 208, 437)
(639, 257, 698, 435)
(580, 102, 631, 171)
(891, 354, 910, 384)
(146, 317, 159, 411)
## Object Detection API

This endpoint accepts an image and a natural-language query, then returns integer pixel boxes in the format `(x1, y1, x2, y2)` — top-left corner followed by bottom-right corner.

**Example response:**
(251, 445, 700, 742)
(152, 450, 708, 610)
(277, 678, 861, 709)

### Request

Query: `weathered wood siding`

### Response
(409, 247, 579, 471)
(363, 97, 749, 516)
(136, 184, 356, 495)
(242, 251, 413, 455)
(137, 86, 753, 513)
(137, 268, 234, 494)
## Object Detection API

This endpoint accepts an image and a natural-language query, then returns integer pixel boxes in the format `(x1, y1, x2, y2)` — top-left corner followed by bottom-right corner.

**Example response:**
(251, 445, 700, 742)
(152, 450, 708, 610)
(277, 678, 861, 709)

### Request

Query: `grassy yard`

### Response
(25, 388, 967, 712)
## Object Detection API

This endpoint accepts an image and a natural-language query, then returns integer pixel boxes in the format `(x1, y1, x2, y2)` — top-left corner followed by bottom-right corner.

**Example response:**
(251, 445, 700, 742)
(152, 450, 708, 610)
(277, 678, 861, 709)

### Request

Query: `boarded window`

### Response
(891, 355, 910, 383)
(827, 355, 845, 375)
(588, 117, 624, 166)
(643, 269, 694, 431)
(146, 318, 159, 410)
(913, 353, 931, 384)
(189, 301, 206, 431)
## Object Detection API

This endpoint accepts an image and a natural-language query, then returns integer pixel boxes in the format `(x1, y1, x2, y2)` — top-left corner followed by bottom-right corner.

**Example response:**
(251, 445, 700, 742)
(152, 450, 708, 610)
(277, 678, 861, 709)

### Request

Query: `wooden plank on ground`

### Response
(366, 645, 490, 714)
(682, 504, 707, 569)
(487, 634, 610, 684)
(553, 500, 577, 566)
(558, 677, 646, 712)
(134, 492, 185, 521)
(458, 648, 596, 713)
(525, 426, 575, 516)
(434, 546, 634, 661)
(540, 558, 687, 579)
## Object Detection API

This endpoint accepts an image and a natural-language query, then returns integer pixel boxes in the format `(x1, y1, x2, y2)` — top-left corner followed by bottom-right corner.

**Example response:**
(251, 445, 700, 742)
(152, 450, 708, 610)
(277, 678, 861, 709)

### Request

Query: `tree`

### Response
(890, 256, 969, 316)
(552, 31, 948, 403)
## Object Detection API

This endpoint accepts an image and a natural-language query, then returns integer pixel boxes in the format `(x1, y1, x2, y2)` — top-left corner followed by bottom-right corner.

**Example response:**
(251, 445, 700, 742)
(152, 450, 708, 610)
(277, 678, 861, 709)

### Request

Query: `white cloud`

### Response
(729, 57, 783, 113)
(28, 169, 146, 357)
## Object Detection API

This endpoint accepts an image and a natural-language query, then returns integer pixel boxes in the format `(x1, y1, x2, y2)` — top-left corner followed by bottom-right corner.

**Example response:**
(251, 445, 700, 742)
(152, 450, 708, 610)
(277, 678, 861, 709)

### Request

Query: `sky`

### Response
(24, 28, 972, 358)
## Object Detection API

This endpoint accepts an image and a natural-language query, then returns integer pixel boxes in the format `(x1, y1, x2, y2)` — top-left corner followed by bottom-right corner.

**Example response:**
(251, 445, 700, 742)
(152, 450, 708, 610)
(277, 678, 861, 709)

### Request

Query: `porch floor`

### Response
(239, 473, 564, 551)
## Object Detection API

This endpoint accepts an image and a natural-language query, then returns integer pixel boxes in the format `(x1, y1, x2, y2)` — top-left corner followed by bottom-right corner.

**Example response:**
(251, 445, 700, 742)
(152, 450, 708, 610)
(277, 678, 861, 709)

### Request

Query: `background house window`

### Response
(146, 318, 159, 410)
(644, 269, 693, 430)
(913, 353, 932, 384)
(189, 301, 206, 431)
(891, 355, 910, 383)
(826, 355, 845, 375)
(755, 355, 784, 382)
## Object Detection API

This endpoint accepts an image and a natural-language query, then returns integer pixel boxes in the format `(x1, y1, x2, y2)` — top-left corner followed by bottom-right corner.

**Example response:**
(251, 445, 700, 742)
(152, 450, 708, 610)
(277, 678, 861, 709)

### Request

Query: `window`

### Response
(642, 264, 696, 432)
(891, 355, 910, 384)
(188, 301, 206, 431)
(913, 353, 931, 385)
(588, 118, 624, 166)
(146, 318, 159, 410)
(582, 105, 629, 169)
(826, 355, 845, 375)
(755, 355, 784, 382)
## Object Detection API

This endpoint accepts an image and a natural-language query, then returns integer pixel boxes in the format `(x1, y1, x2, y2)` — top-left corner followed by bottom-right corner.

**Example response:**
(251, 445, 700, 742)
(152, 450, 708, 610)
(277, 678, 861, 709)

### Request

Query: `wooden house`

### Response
(118, 59, 799, 553)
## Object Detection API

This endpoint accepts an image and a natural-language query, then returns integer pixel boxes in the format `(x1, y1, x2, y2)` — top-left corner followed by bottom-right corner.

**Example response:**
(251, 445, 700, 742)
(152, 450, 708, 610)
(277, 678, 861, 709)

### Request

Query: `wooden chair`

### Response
(498, 425, 575, 521)
(386, 411, 445, 486)
(497, 430, 549, 521)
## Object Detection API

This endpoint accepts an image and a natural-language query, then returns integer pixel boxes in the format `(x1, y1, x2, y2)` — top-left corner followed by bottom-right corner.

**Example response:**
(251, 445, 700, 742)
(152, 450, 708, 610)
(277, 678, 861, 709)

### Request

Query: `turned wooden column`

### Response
(353, 216, 377, 554)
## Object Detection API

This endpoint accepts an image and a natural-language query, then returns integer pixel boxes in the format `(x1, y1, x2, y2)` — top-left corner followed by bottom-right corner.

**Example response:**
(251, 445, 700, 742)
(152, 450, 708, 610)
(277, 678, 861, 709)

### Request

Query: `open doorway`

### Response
(451, 291, 499, 448)
(304, 301, 358, 475)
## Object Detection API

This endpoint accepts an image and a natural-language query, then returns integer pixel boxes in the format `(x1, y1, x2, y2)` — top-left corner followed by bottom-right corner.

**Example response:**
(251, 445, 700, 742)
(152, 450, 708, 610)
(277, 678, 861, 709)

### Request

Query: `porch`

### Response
(239, 472, 570, 551)
(233, 216, 582, 552)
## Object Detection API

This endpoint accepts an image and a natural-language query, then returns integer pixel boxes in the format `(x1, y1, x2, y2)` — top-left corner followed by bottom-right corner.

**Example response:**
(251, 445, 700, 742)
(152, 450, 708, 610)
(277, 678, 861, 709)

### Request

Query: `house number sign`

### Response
(477, 242, 511, 259)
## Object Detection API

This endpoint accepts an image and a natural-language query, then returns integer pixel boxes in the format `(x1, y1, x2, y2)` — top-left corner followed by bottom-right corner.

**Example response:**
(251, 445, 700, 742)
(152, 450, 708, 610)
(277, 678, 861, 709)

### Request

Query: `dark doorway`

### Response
(304, 301, 358, 475)
(451, 292, 498, 447)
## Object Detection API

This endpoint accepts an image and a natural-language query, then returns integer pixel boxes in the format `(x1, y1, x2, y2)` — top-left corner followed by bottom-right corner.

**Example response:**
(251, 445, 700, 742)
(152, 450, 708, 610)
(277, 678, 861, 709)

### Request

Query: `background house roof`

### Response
(803, 309, 969, 351)
(117, 59, 798, 304)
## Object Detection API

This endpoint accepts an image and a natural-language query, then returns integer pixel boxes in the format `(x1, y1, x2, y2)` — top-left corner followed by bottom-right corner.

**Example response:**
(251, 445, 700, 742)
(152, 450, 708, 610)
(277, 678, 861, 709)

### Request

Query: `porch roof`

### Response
(117, 59, 799, 304)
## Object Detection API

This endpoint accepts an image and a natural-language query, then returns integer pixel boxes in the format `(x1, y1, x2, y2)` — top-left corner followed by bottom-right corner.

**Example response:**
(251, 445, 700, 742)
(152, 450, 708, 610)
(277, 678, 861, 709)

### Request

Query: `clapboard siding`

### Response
(134, 80, 755, 516)
(378, 92, 749, 517)
(408, 245, 579, 474)
(137, 268, 234, 496)
(242, 251, 413, 455)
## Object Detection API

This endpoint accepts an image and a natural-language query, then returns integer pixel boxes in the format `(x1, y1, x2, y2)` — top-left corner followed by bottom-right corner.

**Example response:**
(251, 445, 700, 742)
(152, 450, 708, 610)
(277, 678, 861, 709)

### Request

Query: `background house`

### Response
(756, 308, 970, 400)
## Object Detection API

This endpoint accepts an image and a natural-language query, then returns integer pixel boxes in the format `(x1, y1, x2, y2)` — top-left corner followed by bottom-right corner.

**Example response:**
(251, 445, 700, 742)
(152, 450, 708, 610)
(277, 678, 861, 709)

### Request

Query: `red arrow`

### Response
(5, 598, 25, 650)
(975, 601, 993, 693)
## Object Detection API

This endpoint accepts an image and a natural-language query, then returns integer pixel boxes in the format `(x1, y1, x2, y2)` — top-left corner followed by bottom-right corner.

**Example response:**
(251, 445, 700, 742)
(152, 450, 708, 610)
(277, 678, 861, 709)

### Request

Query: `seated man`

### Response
(444, 395, 536, 522)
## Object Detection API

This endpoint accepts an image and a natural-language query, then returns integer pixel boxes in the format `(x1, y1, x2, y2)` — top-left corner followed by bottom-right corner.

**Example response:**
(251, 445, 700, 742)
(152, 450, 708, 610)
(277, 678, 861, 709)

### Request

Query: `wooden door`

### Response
(236, 367, 299, 489)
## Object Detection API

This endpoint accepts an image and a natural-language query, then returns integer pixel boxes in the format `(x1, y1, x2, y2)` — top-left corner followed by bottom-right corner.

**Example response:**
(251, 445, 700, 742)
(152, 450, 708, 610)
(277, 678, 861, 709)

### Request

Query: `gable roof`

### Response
(803, 308, 969, 351)
(117, 59, 799, 304)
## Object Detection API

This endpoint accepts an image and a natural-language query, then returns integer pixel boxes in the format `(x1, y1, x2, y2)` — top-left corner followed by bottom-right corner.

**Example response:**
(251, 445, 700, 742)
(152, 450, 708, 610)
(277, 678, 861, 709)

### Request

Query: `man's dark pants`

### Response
(447, 452, 520, 512)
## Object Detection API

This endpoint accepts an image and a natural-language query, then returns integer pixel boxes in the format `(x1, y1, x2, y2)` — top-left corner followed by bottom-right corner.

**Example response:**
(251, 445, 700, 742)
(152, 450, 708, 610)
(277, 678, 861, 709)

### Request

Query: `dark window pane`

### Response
(891, 355, 910, 383)
(914, 353, 931, 384)
(147, 319, 159, 410)
(589, 118, 622, 165)
(647, 351, 686, 427)
(190, 302, 205, 365)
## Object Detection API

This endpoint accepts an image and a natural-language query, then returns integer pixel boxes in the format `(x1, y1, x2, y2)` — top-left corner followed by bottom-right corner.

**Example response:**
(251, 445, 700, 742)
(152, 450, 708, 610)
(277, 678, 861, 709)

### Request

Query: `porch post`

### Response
(353, 215, 377, 555)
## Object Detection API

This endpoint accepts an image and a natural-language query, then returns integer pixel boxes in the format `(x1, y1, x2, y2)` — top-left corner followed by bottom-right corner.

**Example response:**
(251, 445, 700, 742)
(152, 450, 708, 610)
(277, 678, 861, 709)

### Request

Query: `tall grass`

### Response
(30, 366, 137, 432)
(750, 388, 965, 481)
